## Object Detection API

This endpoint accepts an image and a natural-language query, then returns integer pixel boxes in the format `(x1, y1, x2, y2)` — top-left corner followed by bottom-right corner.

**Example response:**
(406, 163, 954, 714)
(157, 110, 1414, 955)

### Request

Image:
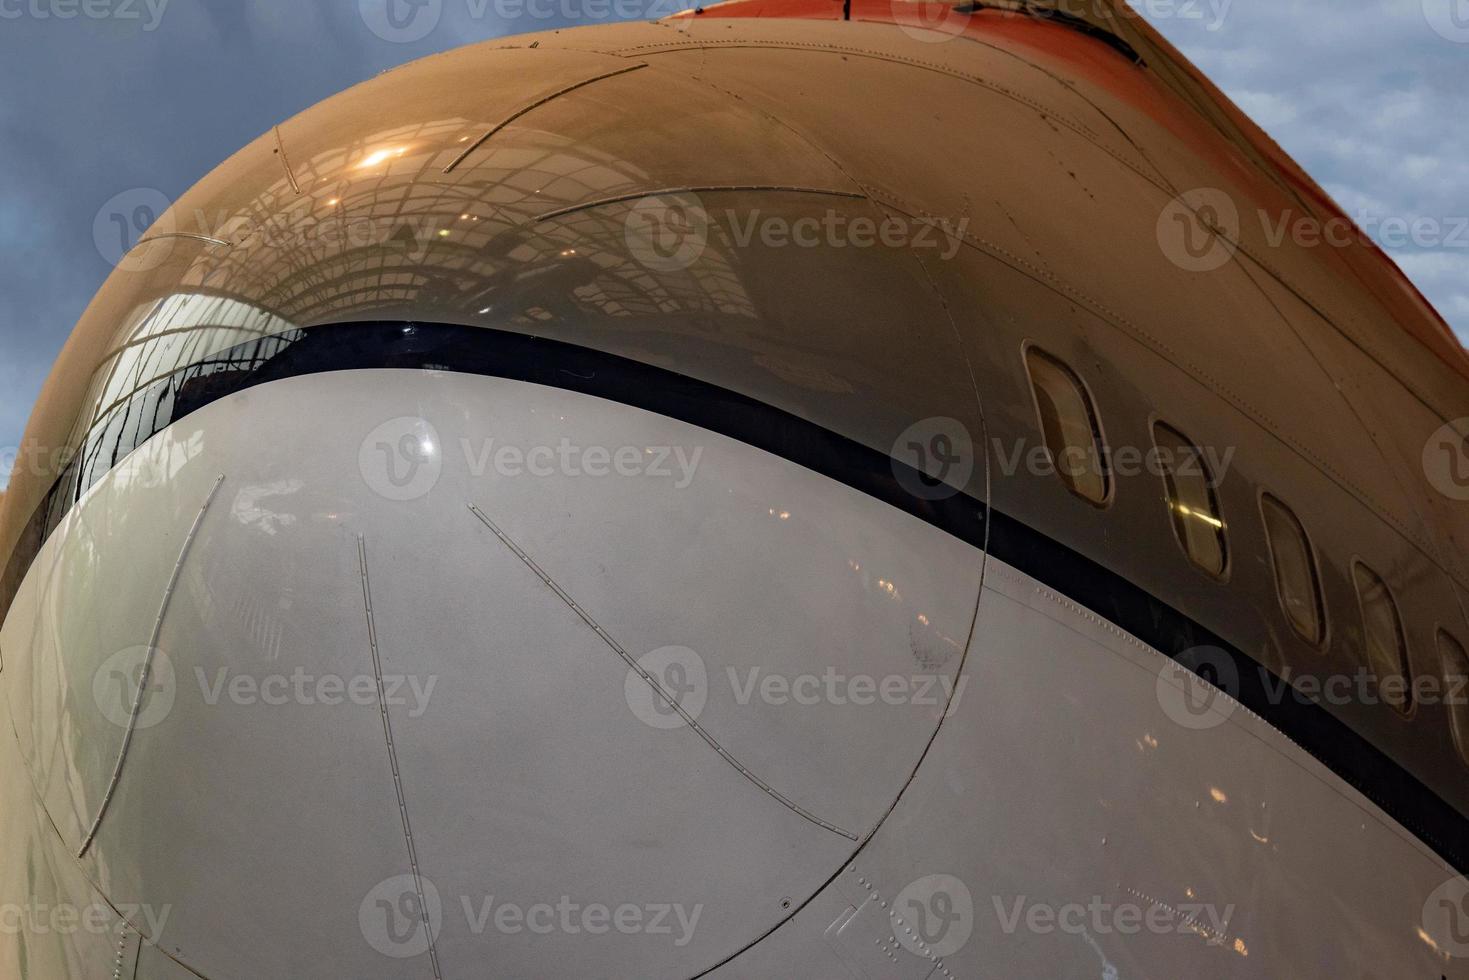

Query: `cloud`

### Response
(1138, 0, 1469, 346)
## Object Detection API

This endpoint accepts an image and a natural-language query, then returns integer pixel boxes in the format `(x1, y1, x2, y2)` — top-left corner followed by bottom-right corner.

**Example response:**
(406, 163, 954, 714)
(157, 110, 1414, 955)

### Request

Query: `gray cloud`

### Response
(1139, 0, 1469, 341)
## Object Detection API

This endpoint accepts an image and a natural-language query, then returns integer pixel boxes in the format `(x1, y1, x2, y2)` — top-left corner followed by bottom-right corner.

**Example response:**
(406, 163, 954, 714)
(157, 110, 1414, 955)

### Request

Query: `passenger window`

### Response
(1025, 348, 1110, 504)
(1153, 422, 1227, 577)
(1261, 494, 1326, 646)
(1352, 562, 1412, 715)
(1439, 631, 1469, 766)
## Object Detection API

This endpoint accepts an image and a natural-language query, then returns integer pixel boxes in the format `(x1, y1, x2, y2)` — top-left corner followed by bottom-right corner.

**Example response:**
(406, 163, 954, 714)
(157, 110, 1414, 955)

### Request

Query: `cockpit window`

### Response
(1261, 494, 1326, 646)
(1024, 348, 1110, 505)
(1152, 422, 1227, 578)
(1352, 562, 1412, 716)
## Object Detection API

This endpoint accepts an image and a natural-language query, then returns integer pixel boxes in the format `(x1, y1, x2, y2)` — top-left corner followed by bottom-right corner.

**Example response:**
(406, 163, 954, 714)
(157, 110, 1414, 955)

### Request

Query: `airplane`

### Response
(2, 0, 1468, 976)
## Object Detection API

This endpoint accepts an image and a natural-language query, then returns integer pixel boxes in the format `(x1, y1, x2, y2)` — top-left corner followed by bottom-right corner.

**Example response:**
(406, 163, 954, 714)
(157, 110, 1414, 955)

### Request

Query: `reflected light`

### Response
(357, 146, 409, 169)
(1174, 502, 1225, 529)
(1209, 787, 1228, 804)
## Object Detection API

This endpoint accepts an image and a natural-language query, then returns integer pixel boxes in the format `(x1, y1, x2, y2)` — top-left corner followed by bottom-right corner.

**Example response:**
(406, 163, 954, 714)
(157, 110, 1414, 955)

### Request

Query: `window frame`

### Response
(1021, 343, 1114, 509)
(1150, 419, 1230, 582)
(1438, 628, 1469, 768)
(1258, 491, 1329, 650)
(1350, 558, 1415, 719)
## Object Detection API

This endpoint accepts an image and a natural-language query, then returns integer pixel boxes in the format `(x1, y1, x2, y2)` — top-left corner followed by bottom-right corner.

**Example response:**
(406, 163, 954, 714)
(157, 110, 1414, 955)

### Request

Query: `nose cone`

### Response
(9, 363, 979, 977)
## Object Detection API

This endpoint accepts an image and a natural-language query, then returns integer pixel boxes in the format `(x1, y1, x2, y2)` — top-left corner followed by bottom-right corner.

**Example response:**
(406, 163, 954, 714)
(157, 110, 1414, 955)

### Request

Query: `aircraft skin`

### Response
(2, 1, 1468, 976)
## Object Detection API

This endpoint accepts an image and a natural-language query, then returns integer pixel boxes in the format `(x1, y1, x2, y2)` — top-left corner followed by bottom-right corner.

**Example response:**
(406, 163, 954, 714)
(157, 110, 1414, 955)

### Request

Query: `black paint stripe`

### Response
(3, 319, 1465, 871)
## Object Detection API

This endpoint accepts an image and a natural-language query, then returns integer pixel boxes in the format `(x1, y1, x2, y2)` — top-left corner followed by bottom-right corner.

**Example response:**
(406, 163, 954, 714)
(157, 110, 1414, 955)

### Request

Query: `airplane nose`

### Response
(9, 357, 981, 977)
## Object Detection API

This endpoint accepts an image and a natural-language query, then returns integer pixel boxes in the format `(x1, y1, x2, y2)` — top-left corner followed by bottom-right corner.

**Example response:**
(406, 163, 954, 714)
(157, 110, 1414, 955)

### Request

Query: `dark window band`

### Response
(2, 320, 1464, 872)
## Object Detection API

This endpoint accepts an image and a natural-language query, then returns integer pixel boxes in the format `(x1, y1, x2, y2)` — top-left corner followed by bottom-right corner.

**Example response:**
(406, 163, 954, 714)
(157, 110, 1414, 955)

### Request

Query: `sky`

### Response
(0, 0, 1465, 489)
